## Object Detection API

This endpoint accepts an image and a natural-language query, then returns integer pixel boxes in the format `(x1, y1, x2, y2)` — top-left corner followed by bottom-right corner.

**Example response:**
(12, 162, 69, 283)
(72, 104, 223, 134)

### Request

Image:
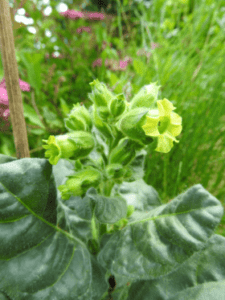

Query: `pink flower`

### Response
(0, 77, 30, 127)
(76, 26, 92, 34)
(92, 56, 132, 71)
(0, 87, 8, 106)
(85, 11, 105, 20)
(92, 58, 102, 67)
(151, 42, 160, 50)
(0, 78, 30, 92)
(3, 108, 10, 119)
(119, 60, 128, 69)
(60, 10, 84, 20)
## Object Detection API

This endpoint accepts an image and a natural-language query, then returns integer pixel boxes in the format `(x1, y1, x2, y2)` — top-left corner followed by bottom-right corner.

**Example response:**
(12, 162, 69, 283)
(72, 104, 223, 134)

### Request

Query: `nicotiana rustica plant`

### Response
(0, 79, 225, 300)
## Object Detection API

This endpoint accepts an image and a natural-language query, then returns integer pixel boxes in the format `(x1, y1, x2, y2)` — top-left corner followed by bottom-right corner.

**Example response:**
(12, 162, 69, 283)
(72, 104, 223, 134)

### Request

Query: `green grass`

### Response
(122, 0, 225, 235)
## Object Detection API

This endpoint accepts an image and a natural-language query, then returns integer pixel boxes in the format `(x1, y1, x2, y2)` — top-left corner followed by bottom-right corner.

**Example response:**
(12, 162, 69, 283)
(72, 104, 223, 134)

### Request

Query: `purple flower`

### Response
(60, 10, 84, 20)
(76, 26, 92, 34)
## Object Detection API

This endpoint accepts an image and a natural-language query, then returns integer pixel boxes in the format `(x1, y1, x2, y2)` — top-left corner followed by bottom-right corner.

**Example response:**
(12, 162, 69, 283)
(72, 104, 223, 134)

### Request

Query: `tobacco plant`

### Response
(0, 79, 225, 300)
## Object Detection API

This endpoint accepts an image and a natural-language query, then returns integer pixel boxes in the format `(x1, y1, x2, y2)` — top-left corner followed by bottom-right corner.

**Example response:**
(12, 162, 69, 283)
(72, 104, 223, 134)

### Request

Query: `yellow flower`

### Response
(142, 98, 182, 153)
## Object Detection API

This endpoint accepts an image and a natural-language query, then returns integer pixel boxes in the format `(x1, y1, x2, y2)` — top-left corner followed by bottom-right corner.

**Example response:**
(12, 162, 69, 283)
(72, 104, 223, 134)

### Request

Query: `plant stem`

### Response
(0, 0, 30, 158)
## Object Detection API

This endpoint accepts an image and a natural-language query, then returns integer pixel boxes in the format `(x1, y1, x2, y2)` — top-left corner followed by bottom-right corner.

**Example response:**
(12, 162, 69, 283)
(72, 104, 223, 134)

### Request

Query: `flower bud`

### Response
(96, 106, 111, 121)
(106, 163, 126, 180)
(126, 205, 135, 218)
(109, 93, 126, 118)
(42, 131, 95, 165)
(89, 79, 114, 108)
(116, 108, 154, 145)
(58, 166, 102, 200)
(108, 138, 137, 166)
(93, 106, 114, 139)
(64, 103, 92, 132)
(129, 82, 160, 110)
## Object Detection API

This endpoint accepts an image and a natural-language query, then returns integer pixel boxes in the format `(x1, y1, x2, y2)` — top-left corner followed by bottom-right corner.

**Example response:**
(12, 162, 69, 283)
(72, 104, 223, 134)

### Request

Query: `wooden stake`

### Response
(0, 0, 30, 158)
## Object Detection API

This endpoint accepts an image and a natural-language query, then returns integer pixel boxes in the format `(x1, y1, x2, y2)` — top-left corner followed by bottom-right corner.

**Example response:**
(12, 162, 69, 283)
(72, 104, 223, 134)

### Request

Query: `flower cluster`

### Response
(60, 10, 105, 21)
(42, 79, 182, 200)
(0, 77, 30, 131)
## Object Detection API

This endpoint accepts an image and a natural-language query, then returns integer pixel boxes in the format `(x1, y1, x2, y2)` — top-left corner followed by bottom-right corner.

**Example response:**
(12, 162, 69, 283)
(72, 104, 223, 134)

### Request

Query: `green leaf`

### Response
(86, 188, 127, 224)
(23, 102, 45, 129)
(113, 178, 162, 211)
(0, 158, 97, 299)
(97, 183, 223, 280)
(127, 234, 225, 300)
(19, 51, 43, 96)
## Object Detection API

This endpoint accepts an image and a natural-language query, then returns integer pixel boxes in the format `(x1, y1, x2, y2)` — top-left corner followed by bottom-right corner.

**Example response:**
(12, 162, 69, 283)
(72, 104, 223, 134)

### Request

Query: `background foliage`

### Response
(0, 0, 225, 236)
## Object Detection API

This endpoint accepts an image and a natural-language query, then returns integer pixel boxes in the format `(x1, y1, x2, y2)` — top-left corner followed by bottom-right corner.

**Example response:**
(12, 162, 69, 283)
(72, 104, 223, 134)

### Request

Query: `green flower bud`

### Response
(107, 218, 128, 233)
(96, 106, 111, 121)
(42, 131, 95, 165)
(126, 205, 135, 218)
(108, 138, 137, 166)
(109, 93, 126, 118)
(64, 103, 92, 132)
(106, 163, 126, 180)
(58, 166, 102, 200)
(93, 106, 114, 139)
(123, 166, 134, 181)
(115, 218, 128, 230)
(116, 108, 154, 145)
(130, 82, 160, 110)
(89, 79, 114, 108)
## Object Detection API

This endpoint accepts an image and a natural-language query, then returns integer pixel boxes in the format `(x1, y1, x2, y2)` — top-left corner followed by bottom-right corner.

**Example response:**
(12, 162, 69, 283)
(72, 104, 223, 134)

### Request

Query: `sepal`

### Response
(64, 103, 92, 132)
(93, 106, 114, 139)
(109, 93, 126, 118)
(116, 107, 154, 145)
(108, 138, 137, 166)
(89, 79, 114, 107)
(106, 163, 126, 180)
(42, 131, 95, 165)
(129, 82, 160, 110)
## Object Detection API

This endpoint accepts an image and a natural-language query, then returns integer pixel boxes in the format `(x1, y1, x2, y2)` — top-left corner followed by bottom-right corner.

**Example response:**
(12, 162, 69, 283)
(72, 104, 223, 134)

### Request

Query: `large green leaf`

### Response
(0, 157, 106, 299)
(97, 182, 223, 280)
(86, 187, 127, 224)
(0, 155, 224, 299)
(126, 234, 225, 300)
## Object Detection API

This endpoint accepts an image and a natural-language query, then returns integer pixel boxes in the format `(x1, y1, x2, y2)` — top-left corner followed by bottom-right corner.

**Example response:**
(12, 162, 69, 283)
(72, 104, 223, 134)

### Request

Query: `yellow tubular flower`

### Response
(142, 98, 182, 153)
